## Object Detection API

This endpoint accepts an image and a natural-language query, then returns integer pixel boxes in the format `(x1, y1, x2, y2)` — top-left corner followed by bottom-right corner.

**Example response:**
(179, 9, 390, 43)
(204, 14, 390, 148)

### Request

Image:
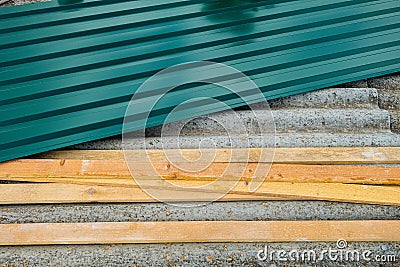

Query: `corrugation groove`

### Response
(0, 0, 399, 162)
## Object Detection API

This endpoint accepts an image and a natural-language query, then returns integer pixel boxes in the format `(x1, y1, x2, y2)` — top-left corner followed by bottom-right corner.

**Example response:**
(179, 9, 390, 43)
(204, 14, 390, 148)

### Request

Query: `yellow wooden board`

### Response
(1, 220, 399, 245)
(1, 182, 399, 206)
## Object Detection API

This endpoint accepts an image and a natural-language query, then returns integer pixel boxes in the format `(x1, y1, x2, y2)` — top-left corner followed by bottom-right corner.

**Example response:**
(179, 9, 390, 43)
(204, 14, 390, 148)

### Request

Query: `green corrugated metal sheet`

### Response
(0, 0, 399, 162)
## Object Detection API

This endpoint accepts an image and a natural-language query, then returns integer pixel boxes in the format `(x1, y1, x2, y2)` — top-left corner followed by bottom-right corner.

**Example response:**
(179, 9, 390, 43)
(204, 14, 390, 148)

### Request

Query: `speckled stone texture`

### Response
(369, 73, 400, 133)
(1, 242, 400, 267)
(1, 201, 400, 224)
(74, 88, 400, 150)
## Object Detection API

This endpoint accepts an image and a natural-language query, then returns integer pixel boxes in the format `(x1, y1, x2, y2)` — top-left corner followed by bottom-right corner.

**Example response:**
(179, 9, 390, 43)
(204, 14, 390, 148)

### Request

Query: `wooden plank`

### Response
(132, 180, 400, 206)
(1, 220, 399, 245)
(0, 183, 294, 204)
(1, 182, 399, 206)
(232, 181, 400, 206)
(34, 147, 400, 164)
(2, 159, 400, 184)
(2, 156, 400, 184)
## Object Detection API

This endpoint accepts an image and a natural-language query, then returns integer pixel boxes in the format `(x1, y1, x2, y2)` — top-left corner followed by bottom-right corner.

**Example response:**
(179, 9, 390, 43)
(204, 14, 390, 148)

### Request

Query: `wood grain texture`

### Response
(0, 182, 399, 206)
(2, 159, 400, 184)
(34, 147, 400, 164)
(0, 183, 293, 204)
(1, 220, 399, 245)
(1, 147, 399, 205)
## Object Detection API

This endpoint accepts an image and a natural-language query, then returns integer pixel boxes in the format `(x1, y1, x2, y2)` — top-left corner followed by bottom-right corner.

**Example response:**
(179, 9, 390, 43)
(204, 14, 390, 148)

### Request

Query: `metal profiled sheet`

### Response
(0, 0, 399, 162)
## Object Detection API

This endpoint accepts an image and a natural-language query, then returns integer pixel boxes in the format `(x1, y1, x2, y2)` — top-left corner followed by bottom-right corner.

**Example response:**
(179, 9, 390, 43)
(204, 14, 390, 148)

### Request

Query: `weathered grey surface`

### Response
(369, 74, 400, 91)
(389, 111, 400, 133)
(368, 73, 400, 133)
(151, 109, 390, 134)
(84, 132, 400, 150)
(1, 201, 399, 224)
(74, 88, 400, 149)
(379, 91, 400, 110)
(267, 87, 379, 109)
(1, 242, 399, 267)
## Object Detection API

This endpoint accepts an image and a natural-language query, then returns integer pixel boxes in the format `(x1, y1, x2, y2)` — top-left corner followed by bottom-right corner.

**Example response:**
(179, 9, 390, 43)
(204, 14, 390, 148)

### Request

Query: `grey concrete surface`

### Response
(171, 109, 391, 133)
(263, 87, 379, 109)
(368, 73, 400, 133)
(369, 74, 400, 91)
(379, 91, 400, 111)
(1, 201, 399, 224)
(82, 132, 400, 150)
(74, 87, 400, 149)
(1, 242, 399, 267)
(389, 111, 400, 133)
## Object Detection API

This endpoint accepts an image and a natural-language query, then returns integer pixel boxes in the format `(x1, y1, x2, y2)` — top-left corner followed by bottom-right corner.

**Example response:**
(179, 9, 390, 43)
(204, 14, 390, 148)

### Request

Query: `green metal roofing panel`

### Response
(0, 0, 399, 162)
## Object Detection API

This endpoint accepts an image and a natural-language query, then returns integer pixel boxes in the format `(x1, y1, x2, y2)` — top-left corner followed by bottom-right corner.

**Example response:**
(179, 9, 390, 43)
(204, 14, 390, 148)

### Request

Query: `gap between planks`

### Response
(1, 220, 399, 245)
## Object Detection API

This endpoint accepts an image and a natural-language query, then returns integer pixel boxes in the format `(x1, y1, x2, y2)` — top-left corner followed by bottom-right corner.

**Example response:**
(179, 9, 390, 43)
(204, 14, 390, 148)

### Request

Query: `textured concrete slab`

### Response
(389, 111, 400, 134)
(267, 87, 378, 109)
(1, 242, 399, 267)
(146, 109, 390, 135)
(366, 73, 400, 133)
(81, 132, 400, 150)
(368, 73, 400, 91)
(378, 90, 400, 110)
(1, 201, 399, 224)
(74, 87, 400, 149)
